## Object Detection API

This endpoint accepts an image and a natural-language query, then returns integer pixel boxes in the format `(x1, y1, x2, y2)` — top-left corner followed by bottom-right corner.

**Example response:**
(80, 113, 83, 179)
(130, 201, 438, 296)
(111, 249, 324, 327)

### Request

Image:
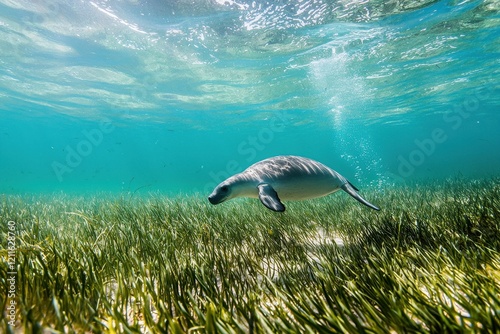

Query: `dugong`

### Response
(208, 155, 380, 212)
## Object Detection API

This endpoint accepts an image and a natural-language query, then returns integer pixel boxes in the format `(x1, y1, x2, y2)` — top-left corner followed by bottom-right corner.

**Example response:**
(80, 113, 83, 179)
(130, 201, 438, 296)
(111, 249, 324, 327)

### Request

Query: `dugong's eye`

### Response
(220, 185, 229, 192)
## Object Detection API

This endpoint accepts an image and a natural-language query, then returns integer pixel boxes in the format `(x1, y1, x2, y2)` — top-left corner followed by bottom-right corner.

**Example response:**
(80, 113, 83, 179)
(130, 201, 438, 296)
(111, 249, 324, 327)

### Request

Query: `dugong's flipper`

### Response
(258, 184, 285, 212)
(341, 182, 380, 211)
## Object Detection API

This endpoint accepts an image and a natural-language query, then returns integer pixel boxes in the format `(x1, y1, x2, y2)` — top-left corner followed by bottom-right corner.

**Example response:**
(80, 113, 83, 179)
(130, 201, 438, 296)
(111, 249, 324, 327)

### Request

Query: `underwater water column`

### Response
(309, 50, 386, 187)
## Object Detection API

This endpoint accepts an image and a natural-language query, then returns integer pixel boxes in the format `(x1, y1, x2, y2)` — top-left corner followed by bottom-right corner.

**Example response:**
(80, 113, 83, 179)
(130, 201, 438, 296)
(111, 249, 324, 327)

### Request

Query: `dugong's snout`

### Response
(208, 183, 230, 205)
(208, 190, 227, 205)
(208, 193, 227, 205)
(208, 194, 219, 205)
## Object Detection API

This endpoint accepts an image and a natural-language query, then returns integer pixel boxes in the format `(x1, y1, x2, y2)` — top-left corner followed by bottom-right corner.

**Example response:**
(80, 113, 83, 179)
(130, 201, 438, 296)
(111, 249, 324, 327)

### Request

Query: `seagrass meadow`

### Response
(1, 178, 500, 333)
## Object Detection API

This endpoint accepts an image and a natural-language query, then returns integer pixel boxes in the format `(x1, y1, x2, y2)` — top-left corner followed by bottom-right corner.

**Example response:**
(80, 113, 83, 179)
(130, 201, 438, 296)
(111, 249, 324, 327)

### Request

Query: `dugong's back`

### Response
(245, 156, 331, 178)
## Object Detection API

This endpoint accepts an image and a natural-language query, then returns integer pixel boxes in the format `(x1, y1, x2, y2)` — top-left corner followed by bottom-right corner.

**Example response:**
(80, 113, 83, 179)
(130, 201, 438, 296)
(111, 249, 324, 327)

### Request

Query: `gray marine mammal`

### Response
(208, 155, 380, 212)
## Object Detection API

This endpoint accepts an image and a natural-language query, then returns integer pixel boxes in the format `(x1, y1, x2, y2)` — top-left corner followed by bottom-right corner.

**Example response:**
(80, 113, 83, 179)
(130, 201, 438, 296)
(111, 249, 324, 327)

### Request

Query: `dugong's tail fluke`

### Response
(341, 182, 380, 211)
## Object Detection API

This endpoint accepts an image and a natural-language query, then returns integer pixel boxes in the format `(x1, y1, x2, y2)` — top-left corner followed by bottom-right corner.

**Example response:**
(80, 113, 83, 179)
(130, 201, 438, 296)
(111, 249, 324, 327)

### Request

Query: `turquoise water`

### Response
(0, 0, 499, 196)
